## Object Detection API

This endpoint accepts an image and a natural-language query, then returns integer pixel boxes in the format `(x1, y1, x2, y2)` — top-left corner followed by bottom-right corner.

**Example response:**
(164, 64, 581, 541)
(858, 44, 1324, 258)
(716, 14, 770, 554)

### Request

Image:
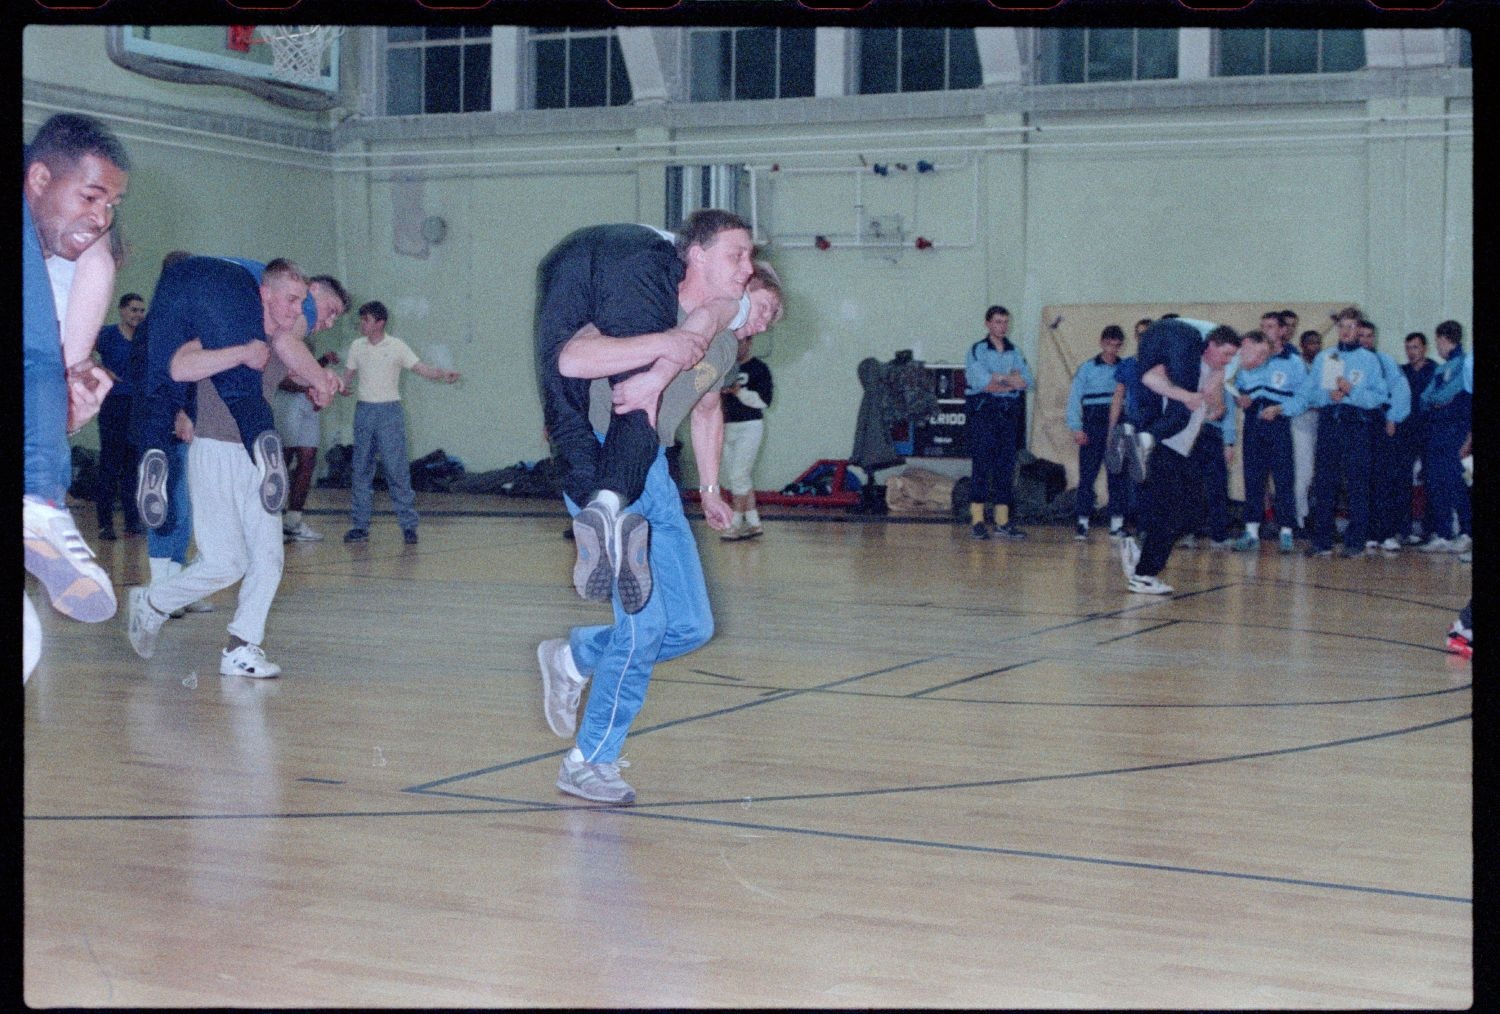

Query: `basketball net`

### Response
(254, 26, 344, 87)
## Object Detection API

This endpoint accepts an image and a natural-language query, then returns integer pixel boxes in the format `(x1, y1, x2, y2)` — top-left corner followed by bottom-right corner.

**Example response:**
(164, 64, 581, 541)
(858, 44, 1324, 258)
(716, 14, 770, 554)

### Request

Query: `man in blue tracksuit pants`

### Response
(1357, 320, 1412, 551)
(1231, 328, 1307, 553)
(964, 304, 1034, 540)
(1066, 325, 1126, 540)
(1266, 307, 1391, 557)
(1418, 320, 1471, 552)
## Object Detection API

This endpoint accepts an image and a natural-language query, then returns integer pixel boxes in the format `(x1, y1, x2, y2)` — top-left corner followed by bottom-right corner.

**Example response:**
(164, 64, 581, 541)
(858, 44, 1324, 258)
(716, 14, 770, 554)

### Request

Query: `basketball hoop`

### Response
(254, 25, 344, 88)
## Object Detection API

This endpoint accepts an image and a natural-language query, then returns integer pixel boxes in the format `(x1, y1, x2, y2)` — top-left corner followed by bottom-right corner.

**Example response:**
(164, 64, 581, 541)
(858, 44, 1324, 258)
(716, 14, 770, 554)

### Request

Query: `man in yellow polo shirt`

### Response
(340, 300, 460, 545)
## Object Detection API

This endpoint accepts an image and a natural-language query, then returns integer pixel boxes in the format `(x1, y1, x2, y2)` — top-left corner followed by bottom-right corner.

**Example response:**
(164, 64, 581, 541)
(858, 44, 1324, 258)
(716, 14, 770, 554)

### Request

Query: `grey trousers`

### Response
(351, 400, 418, 531)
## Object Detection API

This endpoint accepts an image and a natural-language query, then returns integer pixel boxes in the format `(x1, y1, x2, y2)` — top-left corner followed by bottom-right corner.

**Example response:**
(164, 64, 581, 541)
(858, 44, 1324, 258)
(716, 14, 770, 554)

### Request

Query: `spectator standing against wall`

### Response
(719, 264, 783, 542)
(964, 304, 1032, 540)
(1067, 325, 1126, 541)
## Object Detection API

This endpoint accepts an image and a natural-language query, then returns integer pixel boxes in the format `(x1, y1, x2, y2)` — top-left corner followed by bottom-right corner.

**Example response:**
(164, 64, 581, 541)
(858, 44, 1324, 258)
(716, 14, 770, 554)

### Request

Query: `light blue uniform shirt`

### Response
(1282, 344, 1391, 417)
(1370, 348, 1411, 426)
(965, 338, 1033, 402)
(1233, 348, 1308, 409)
(1066, 355, 1120, 430)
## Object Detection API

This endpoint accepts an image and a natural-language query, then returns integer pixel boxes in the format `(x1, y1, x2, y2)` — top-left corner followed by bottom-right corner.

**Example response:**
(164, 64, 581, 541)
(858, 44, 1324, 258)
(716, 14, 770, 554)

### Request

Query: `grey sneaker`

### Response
(126, 586, 168, 659)
(537, 638, 589, 738)
(252, 430, 288, 514)
(1129, 429, 1154, 484)
(571, 501, 616, 601)
(557, 753, 635, 805)
(1118, 534, 1141, 581)
(615, 511, 652, 615)
(135, 449, 170, 529)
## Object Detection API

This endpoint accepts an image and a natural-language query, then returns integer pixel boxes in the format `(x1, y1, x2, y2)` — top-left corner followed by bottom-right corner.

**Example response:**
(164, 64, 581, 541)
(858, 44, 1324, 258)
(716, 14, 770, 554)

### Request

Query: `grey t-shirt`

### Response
(194, 348, 289, 443)
(588, 329, 738, 444)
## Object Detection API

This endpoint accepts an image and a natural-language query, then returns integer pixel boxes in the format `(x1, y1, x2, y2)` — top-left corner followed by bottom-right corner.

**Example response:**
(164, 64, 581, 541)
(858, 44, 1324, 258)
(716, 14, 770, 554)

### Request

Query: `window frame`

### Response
(383, 26, 494, 116)
(525, 27, 632, 110)
(856, 28, 982, 95)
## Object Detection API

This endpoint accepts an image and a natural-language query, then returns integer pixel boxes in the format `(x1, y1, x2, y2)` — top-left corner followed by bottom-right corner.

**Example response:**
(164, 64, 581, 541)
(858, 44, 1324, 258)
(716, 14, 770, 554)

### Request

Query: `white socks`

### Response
(745, 510, 760, 527)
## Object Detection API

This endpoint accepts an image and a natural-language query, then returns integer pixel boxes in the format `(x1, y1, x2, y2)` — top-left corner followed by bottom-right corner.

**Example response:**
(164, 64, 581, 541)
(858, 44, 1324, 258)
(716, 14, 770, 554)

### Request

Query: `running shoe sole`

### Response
(616, 512, 652, 615)
(253, 430, 288, 514)
(571, 505, 614, 601)
(22, 501, 116, 623)
(136, 449, 170, 530)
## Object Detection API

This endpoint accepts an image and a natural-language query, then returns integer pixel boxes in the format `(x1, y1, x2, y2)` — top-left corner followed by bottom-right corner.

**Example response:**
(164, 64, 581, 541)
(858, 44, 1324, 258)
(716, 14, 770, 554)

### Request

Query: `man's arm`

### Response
(412, 362, 461, 383)
(1141, 362, 1204, 411)
(269, 326, 344, 406)
(557, 296, 741, 381)
(170, 338, 269, 382)
(689, 386, 734, 531)
(60, 238, 117, 368)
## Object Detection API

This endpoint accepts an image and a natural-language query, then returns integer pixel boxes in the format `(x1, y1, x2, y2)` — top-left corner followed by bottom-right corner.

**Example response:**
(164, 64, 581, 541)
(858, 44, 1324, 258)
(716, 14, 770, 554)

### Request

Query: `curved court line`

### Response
(24, 717, 1471, 907)
(595, 809, 1470, 906)
(664, 672, 1474, 710)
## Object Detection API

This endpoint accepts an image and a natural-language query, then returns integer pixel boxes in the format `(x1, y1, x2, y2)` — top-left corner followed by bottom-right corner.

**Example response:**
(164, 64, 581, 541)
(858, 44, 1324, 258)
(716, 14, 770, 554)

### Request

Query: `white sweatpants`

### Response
(720, 419, 765, 496)
(1290, 408, 1318, 527)
(148, 437, 284, 646)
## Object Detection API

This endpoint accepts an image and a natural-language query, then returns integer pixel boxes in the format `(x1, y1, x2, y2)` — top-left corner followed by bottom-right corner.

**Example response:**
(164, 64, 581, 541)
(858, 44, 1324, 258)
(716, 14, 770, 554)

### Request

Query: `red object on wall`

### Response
(227, 26, 257, 53)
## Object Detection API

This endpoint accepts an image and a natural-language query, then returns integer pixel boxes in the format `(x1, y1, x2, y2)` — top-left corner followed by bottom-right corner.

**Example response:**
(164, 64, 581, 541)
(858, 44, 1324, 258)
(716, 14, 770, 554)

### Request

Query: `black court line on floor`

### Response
(1094, 619, 1180, 644)
(26, 716, 1469, 906)
(905, 658, 1046, 698)
(648, 672, 1473, 711)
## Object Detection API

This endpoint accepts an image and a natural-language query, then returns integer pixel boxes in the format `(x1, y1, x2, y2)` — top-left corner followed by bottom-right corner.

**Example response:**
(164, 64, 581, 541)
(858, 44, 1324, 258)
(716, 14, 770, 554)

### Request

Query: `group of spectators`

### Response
(1046, 306, 1472, 559)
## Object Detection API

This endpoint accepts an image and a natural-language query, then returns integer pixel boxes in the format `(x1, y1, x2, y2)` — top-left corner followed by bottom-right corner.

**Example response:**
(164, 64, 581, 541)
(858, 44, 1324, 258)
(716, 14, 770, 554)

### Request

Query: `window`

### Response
(1456, 29, 1472, 68)
(1217, 30, 1366, 77)
(1034, 28, 1178, 85)
(688, 28, 815, 102)
(857, 29, 982, 94)
(529, 28, 632, 109)
(385, 26, 491, 115)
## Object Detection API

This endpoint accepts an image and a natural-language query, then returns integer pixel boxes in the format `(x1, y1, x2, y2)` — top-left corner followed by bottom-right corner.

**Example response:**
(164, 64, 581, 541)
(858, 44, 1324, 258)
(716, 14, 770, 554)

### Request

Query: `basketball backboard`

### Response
(119, 25, 342, 93)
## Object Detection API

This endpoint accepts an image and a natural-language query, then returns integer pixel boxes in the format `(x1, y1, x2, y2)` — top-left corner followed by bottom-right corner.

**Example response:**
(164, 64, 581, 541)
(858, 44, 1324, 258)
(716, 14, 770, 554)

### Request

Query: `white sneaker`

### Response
(23, 592, 41, 684)
(283, 520, 325, 542)
(220, 642, 281, 678)
(252, 430, 288, 514)
(537, 638, 589, 738)
(1118, 534, 1141, 581)
(1420, 537, 1456, 553)
(1450, 534, 1472, 554)
(23, 495, 116, 622)
(1380, 537, 1403, 552)
(126, 586, 168, 659)
(1127, 574, 1174, 595)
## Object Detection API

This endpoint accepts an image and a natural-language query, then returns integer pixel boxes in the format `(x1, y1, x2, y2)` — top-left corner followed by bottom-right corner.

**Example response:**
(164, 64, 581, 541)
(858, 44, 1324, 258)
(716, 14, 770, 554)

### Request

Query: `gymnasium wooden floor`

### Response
(23, 493, 1473, 1007)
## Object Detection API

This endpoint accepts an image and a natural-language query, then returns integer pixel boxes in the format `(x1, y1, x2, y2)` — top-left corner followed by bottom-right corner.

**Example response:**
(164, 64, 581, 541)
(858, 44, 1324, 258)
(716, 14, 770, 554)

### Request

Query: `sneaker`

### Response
(1380, 537, 1403, 552)
(994, 523, 1027, 540)
(556, 753, 635, 805)
(1230, 533, 1259, 552)
(741, 524, 764, 540)
(1127, 573, 1174, 595)
(1279, 531, 1295, 554)
(1446, 633, 1473, 659)
(1403, 533, 1426, 546)
(1108, 527, 1126, 542)
(970, 522, 990, 541)
(220, 642, 282, 678)
(1420, 537, 1455, 554)
(1129, 429, 1154, 484)
(1104, 425, 1130, 474)
(126, 586, 167, 658)
(1450, 534, 1472, 554)
(135, 449, 170, 529)
(22, 495, 116, 622)
(537, 638, 589, 738)
(571, 501, 616, 601)
(284, 521, 325, 542)
(720, 523, 749, 542)
(615, 512, 652, 615)
(1118, 534, 1141, 581)
(1074, 521, 1089, 541)
(97, 527, 117, 542)
(252, 430, 288, 514)
(343, 528, 369, 544)
(403, 528, 419, 545)
(1208, 538, 1233, 550)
